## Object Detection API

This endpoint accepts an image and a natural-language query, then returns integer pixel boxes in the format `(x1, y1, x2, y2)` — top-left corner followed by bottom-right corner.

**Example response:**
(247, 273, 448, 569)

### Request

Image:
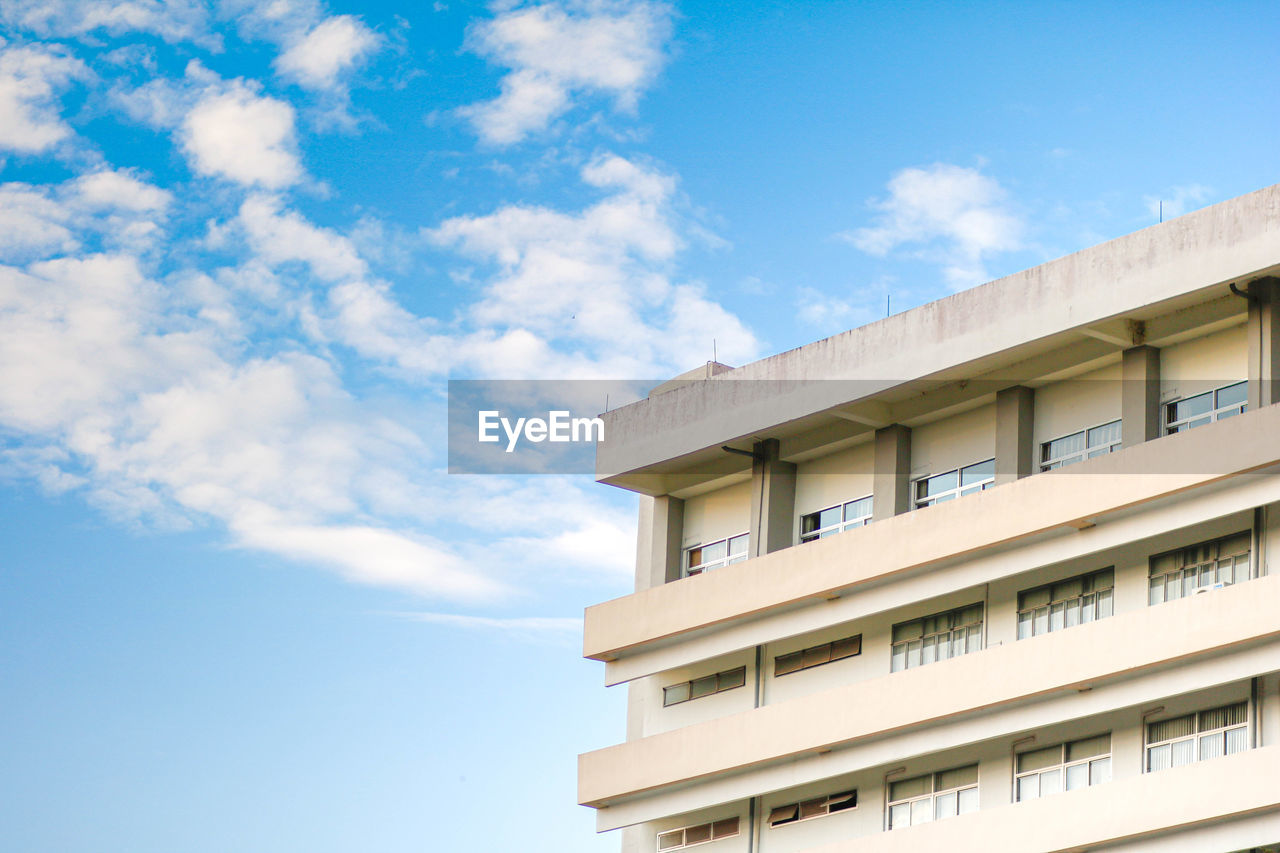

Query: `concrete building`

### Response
(577, 183, 1280, 853)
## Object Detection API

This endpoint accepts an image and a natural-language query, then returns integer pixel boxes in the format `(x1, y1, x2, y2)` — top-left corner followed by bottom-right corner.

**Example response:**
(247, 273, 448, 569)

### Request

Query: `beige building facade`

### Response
(579, 184, 1280, 853)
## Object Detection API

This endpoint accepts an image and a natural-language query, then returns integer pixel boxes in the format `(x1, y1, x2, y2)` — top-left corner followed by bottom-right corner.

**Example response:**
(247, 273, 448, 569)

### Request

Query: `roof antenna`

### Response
(886, 294, 891, 317)
(712, 338, 717, 363)
(604, 393, 609, 412)
(1159, 200, 1163, 223)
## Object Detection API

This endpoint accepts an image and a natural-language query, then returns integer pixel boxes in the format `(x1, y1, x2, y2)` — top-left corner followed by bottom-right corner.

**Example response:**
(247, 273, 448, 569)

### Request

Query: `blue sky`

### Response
(0, 1, 1276, 850)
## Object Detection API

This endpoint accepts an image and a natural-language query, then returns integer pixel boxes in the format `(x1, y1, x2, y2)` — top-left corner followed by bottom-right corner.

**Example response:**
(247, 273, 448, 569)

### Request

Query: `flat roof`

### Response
(597, 183, 1280, 494)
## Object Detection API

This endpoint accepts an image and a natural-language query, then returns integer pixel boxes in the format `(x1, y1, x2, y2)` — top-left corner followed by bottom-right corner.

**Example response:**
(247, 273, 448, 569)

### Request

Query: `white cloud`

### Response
(461, 0, 671, 144)
(0, 39, 90, 153)
(73, 168, 173, 212)
(0, 183, 78, 256)
(275, 15, 379, 90)
(238, 194, 367, 280)
(181, 83, 303, 188)
(843, 163, 1024, 289)
(1144, 184, 1212, 221)
(0, 0, 215, 46)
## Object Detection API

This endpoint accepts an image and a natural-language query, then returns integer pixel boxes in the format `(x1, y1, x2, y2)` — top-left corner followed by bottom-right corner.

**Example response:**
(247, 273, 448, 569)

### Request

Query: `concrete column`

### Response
(1122, 345, 1161, 448)
(995, 385, 1035, 485)
(1247, 277, 1280, 409)
(749, 438, 797, 557)
(634, 494, 684, 590)
(872, 424, 912, 521)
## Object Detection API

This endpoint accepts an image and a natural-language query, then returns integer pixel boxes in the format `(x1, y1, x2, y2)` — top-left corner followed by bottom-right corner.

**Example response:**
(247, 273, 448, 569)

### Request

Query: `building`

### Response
(577, 183, 1280, 853)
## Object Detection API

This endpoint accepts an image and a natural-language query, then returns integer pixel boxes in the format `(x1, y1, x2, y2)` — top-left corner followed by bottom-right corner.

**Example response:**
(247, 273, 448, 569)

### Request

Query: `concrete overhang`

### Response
(583, 403, 1280, 663)
(597, 183, 1280, 495)
(578, 576, 1280, 807)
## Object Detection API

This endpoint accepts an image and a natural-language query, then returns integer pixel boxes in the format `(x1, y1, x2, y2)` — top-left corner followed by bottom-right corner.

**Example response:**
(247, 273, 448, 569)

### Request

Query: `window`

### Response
(1164, 381, 1247, 434)
(1017, 568, 1114, 639)
(662, 666, 746, 707)
(914, 459, 995, 508)
(774, 635, 861, 676)
(890, 604, 983, 673)
(1148, 531, 1250, 605)
(1146, 702, 1248, 772)
(768, 789, 856, 827)
(1040, 420, 1122, 470)
(887, 765, 978, 829)
(684, 533, 748, 577)
(1015, 734, 1111, 801)
(657, 817, 739, 850)
(800, 496, 873, 542)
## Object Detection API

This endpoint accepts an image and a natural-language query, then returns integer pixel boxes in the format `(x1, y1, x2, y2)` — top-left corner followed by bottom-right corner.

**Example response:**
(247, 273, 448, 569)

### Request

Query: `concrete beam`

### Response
(1121, 346, 1161, 448)
(995, 386, 1035, 485)
(873, 425, 912, 521)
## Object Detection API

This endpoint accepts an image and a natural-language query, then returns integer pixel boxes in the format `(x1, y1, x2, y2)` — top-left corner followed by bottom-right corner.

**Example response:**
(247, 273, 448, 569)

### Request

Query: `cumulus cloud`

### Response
(0, 0, 214, 46)
(843, 163, 1025, 289)
(181, 83, 303, 188)
(1145, 184, 1212, 221)
(275, 14, 379, 90)
(429, 153, 756, 376)
(461, 0, 671, 144)
(0, 39, 90, 153)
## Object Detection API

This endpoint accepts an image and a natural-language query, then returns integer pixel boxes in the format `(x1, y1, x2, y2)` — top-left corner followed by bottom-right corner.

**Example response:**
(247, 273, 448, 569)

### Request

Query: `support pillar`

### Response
(872, 424, 912, 521)
(995, 386, 1035, 485)
(749, 438, 796, 558)
(1122, 345, 1161, 448)
(1247, 277, 1280, 409)
(634, 494, 684, 590)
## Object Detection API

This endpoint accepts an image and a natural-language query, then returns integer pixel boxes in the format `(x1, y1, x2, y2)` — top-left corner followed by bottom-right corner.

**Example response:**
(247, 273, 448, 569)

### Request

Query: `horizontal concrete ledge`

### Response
(597, 183, 1280, 486)
(808, 745, 1280, 853)
(578, 576, 1280, 806)
(583, 403, 1280, 662)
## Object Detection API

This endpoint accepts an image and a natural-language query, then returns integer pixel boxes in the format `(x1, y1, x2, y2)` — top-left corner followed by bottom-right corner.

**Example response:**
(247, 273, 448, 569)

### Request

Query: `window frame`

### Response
(683, 532, 749, 577)
(1148, 530, 1251, 605)
(913, 459, 995, 509)
(1014, 733, 1112, 801)
(774, 634, 862, 677)
(1145, 701, 1249, 773)
(886, 765, 979, 830)
(799, 495, 873, 543)
(1163, 381, 1247, 434)
(656, 817, 740, 850)
(1040, 419, 1122, 470)
(662, 666, 747, 707)
(890, 603, 984, 673)
(1016, 567, 1115, 640)
(767, 788, 857, 827)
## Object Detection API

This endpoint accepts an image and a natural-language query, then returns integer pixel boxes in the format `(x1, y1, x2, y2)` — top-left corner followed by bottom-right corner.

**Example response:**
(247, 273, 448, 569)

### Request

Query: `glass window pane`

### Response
(1017, 774, 1039, 801)
(907, 640, 922, 668)
(701, 540, 727, 563)
(1170, 390, 1212, 422)
(966, 625, 982, 653)
(957, 787, 978, 814)
(1149, 576, 1165, 605)
(1147, 743, 1170, 772)
(801, 644, 831, 669)
(1017, 745, 1061, 773)
(890, 775, 931, 802)
(1065, 598, 1081, 628)
(1199, 732, 1224, 761)
(1066, 734, 1110, 761)
(892, 620, 923, 642)
(1087, 420, 1121, 447)
(1045, 431, 1085, 460)
(817, 506, 841, 529)
(657, 830, 683, 850)
(1089, 757, 1111, 785)
(1217, 381, 1247, 408)
(1064, 762, 1088, 791)
(831, 635, 861, 660)
(775, 651, 802, 676)
(921, 635, 936, 665)
(1021, 587, 1051, 609)
(1149, 714, 1195, 743)
(728, 534, 748, 555)
(689, 674, 717, 699)
(845, 497, 872, 520)
(1049, 602, 1065, 632)
(684, 824, 711, 844)
(910, 798, 932, 826)
(1097, 588, 1113, 618)
(920, 470, 957, 498)
(1017, 610, 1032, 640)
(711, 817, 739, 838)
(718, 667, 745, 691)
(890, 644, 907, 672)
(1052, 577, 1084, 600)
(1171, 739, 1195, 768)
(936, 765, 979, 789)
(934, 791, 957, 819)
(888, 803, 910, 829)
(1039, 769, 1061, 796)
(961, 459, 995, 485)
(1033, 606, 1049, 634)
(1225, 726, 1248, 755)
(663, 682, 690, 706)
